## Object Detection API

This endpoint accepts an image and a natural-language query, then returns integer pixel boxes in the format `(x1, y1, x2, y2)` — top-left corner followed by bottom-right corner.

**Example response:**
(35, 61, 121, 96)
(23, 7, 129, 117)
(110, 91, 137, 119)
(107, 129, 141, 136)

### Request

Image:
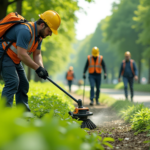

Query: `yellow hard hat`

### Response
(69, 66, 73, 70)
(39, 10, 61, 35)
(92, 47, 99, 57)
(125, 51, 131, 56)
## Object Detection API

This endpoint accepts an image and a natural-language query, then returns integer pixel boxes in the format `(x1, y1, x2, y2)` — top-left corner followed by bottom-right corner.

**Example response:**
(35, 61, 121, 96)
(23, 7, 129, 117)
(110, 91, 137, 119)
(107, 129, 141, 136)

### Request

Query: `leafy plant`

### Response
(0, 82, 114, 150)
(120, 104, 145, 123)
(131, 108, 150, 133)
(118, 138, 123, 142)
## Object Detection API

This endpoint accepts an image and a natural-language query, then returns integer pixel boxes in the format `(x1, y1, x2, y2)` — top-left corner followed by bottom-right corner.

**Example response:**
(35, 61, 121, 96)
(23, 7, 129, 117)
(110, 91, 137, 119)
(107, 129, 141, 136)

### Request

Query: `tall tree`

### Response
(133, 0, 150, 83)
(104, 0, 143, 83)
(0, 0, 20, 19)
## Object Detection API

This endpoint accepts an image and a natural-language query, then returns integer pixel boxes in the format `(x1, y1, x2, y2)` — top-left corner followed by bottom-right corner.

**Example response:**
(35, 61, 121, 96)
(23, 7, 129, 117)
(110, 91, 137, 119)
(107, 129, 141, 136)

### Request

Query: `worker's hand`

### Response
(104, 74, 107, 79)
(118, 78, 121, 82)
(134, 75, 138, 81)
(36, 66, 48, 80)
(83, 74, 86, 79)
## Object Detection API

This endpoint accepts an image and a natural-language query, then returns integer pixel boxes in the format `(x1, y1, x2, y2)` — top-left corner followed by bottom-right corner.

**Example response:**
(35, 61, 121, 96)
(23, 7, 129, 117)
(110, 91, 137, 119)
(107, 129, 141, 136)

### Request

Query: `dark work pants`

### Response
(68, 80, 72, 92)
(123, 77, 134, 99)
(89, 74, 101, 102)
(1, 63, 30, 111)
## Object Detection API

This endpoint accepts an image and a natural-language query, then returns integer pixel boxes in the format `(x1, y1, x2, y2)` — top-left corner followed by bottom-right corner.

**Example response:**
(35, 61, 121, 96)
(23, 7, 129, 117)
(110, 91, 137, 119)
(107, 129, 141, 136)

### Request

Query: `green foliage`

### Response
(120, 104, 145, 123)
(131, 108, 150, 134)
(118, 138, 123, 142)
(28, 81, 74, 118)
(133, 0, 150, 59)
(101, 83, 150, 92)
(103, 0, 144, 62)
(0, 82, 114, 150)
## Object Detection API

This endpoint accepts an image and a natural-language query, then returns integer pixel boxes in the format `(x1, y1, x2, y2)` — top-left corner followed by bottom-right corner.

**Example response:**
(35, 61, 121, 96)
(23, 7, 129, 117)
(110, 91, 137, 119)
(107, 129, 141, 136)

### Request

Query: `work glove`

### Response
(36, 66, 48, 80)
(83, 74, 86, 79)
(104, 74, 107, 79)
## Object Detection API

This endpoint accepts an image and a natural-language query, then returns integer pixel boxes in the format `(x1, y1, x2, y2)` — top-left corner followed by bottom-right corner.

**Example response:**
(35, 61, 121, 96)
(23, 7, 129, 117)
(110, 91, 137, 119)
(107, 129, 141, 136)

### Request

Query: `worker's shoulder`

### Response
(130, 59, 135, 62)
(14, 23, 31, 32)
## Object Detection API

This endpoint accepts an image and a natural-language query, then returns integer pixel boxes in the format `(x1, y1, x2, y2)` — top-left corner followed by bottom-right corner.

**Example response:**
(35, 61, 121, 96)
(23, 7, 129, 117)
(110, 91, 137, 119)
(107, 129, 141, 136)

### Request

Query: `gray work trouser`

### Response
(1, 62, 30, 111)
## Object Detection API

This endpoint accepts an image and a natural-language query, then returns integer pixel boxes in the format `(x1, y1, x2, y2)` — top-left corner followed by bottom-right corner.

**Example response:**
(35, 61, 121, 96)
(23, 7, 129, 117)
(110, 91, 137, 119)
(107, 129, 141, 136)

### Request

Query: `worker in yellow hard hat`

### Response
(0, 10, 61, 111)
(66, 66, 75, 92)
(83, 47, 107, 106)
(118, 51, 138, 102)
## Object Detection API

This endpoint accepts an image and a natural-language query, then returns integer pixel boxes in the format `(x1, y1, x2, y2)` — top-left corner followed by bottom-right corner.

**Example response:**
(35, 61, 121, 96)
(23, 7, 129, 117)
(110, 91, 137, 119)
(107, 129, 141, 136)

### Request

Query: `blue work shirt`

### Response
(119, 59, 138, 78)
(0, 22, 42, 66)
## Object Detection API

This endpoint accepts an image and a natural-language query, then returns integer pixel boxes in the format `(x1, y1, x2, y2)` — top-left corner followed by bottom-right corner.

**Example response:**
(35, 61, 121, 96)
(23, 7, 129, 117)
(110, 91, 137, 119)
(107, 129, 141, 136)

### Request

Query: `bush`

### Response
(120, 104, 145, 123)
(131, 108, 150, 134)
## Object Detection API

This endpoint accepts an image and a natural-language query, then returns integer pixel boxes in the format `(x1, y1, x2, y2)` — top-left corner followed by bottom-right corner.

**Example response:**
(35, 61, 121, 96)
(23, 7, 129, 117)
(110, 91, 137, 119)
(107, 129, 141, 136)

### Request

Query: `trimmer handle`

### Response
(46, 77, 83, 108)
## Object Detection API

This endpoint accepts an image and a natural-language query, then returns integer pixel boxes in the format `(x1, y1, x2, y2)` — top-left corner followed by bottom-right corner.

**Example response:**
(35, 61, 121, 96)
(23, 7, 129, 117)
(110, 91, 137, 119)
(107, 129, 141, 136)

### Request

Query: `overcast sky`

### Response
(75, 0, 118, 40)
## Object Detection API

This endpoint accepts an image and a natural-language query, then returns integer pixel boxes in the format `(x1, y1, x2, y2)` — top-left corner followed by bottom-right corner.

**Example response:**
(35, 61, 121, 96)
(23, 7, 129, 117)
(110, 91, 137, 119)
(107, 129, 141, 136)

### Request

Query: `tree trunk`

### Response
(16, 0, 22, 14)
(0, 0, 8, 19)
(148, 58, 150, 84)
(138, 59, 141, 84)
(27, 67, 31, 81)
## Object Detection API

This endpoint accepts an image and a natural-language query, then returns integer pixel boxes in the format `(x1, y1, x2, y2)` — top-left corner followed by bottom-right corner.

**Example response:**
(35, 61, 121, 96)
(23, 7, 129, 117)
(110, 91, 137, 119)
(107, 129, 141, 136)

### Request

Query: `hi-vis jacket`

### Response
(66, 71, 74, 80)
(88, 55, 103, 74)
(2, 22, 42, 64)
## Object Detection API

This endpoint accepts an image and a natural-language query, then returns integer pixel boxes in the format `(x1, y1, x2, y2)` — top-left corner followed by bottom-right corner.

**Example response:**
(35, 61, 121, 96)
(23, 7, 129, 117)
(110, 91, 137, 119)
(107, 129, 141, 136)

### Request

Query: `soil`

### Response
(71, 93, 150, 150)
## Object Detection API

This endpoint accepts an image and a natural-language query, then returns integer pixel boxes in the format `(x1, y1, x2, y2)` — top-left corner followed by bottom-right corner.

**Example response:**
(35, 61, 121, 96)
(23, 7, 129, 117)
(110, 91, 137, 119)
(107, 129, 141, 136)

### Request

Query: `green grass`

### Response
(101, 84, 116, 89)
(99, 83, 150, 92)
(115, 82, 150, 92)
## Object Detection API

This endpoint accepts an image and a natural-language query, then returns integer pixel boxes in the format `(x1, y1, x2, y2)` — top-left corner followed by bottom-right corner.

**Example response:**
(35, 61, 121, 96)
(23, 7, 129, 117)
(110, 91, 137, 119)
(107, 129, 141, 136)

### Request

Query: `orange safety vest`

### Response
(66, 71, 74, 80)
(88, 55, 103, 74)
(121, 59, 135, 75)
(0, 12, 42, 64)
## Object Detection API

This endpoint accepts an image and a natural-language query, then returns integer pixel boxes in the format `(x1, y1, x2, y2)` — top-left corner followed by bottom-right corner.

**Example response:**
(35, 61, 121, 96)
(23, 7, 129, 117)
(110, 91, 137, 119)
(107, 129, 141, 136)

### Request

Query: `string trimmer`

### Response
(46, 77, 96, 130)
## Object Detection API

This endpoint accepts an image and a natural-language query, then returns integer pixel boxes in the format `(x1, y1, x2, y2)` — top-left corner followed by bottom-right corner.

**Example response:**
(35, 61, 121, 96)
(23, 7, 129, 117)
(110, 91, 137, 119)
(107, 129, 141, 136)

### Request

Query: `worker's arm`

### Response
(65, 73, 67, 79)
(133, 61, 138, 80)
(17, 46, 39, 70)
(133, 62, 138, 76)
(101, 59, 106, 74)
(73, 73, 75, 79)
(83, 59, 88, 74)
(33, 49, 44, 67)
(118, 63, 123, 79)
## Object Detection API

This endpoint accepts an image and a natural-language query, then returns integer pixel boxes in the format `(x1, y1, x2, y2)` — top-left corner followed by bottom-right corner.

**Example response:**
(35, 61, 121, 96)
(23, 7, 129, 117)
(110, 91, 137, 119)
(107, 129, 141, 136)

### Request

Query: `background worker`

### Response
(83, 47, 107, 106)
(118, 51, 138, 102)
(0, 10, 61, 111)
(66, 66, 75, 92)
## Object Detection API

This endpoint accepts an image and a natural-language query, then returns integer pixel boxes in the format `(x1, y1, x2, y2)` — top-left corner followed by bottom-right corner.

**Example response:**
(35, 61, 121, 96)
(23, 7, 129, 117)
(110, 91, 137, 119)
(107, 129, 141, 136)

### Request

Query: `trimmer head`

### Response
(46, 77, 96, 130)
(69, 105, 97, 130)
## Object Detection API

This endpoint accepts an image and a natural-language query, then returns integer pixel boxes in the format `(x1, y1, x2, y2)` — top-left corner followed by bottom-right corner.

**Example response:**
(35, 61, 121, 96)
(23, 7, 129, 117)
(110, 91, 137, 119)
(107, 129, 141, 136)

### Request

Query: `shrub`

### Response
(0, 81, 114, 150)
(120, 104, 145, 123)
(131, 108, 150, 134)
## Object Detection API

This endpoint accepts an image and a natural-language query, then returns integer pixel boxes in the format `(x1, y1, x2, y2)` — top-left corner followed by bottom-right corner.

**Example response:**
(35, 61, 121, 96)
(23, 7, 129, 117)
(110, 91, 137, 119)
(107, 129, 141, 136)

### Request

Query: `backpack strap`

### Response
(0, 41, 14, 73)
(0, 20, 27, 25)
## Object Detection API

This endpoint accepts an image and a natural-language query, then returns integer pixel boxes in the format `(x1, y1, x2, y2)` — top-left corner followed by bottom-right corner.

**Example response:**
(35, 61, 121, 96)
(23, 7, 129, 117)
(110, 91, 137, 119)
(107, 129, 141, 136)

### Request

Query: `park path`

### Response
(70, 85, 150, 107)
(71, 92, 149, 150)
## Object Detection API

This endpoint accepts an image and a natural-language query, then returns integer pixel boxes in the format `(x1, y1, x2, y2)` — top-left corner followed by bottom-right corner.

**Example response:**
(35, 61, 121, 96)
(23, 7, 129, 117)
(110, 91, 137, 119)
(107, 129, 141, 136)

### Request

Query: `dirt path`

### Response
(71, 93, 150, 150)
